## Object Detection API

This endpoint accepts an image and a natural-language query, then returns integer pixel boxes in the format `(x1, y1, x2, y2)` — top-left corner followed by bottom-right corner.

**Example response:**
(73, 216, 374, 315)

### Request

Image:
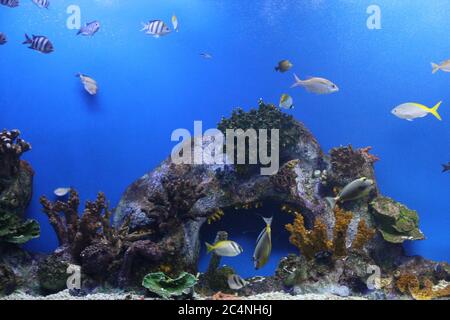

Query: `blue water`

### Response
(1, 0, 449, 278)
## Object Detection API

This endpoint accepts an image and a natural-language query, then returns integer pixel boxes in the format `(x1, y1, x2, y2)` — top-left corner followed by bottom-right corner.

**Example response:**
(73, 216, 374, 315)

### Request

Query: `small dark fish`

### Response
(23, 34, 54, 54)
(32, 0, 49, 9)
(442, 162, 450, 173)
(77, 21, 100, 36)
(200, 52, 213, 59)
(275, 60, 293, 73)
(0, 0, 19, 8)
(0, 33, 7, 45)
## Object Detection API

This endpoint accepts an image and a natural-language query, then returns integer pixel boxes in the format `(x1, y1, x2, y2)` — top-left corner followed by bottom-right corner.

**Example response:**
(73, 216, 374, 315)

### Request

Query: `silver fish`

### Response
(77, 21, 100, 36)
(326, 177, 374, 208)
(200, 52, 213, 59)
(0, 33, 7, 45)
(32, 0, 49, 9)
(54, 187, 71, 197)
(76, 73, 98, 95)
(141, 20, 171, 38)
(291, 74, 339, 95)
(227, 274, 248, 290)
(0, 0, 19, 8)
(253, 216, 273, 270)
(23, 34, 54, 54)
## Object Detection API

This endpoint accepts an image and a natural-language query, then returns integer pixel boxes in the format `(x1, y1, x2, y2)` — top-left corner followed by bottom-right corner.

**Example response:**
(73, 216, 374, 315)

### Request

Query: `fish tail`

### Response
(442, 164, 449, 172)
(22, 34, 31, 44)
(140, 22, 147, 32)
(291, 73, 302, 88)
(325, 197, 337, 209)
(205, 242, 214, 254)
(263, 216, 273, 227)
(431, 62, 440, 74)
(429, 101, 443, 121)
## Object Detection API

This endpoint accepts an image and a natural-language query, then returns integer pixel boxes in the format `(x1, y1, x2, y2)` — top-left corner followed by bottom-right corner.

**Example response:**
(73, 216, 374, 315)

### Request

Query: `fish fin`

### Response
(153, 34, 160, 38)
(325, 197, 337, 209)
(205, 242, 214, 254)
(429, 101, 443, 121)
(275, 66, 279, 72)
(263, 216, 273, 227)
(22, 34, 31, 44)
(256, 228, 266, 245)
(431, 62, 440, 74)
(76, 30, 82, 35)
(442, 164, 449, 172)
(291, 74, 302, 88)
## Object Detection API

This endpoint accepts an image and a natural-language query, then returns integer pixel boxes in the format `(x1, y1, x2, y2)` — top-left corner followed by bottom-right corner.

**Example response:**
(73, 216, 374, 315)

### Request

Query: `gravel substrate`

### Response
(1, 290, 366, 301)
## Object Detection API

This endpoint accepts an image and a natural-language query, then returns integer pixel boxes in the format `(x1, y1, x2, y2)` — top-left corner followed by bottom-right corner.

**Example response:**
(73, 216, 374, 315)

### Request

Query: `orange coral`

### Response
(396, 273, 450, 300)
(286, 206, 374, 260)
(352, 219, 376, 251)
(359, 146, 380, 163)
(332, 206, 353, 257)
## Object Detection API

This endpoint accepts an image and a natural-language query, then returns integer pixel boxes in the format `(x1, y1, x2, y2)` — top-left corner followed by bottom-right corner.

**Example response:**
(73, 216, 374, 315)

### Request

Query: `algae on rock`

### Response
(370, 196, 424, 244)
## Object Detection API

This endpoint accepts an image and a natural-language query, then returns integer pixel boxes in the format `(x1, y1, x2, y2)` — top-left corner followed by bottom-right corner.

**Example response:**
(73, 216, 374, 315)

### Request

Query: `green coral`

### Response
(370, 196, 425, 244)
(0, 211, 40, 244)
(142, 272, 198, 299)
(217, 99, 304, 175)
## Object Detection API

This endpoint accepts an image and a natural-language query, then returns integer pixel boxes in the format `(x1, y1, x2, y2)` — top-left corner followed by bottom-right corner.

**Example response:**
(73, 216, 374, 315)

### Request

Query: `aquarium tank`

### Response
(0, 0, 449, 302)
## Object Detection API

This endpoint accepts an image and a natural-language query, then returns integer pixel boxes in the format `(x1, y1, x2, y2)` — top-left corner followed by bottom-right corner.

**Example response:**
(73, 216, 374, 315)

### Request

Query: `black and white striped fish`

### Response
(32, 0, 49, 9)
(22, 34, 54, 54)
(141, 20, 171, 38)
(227, 274, 248, 290)
(77, 21, 100, 36)
(0, 0, 19, 8)
(0, 33, 6, 45)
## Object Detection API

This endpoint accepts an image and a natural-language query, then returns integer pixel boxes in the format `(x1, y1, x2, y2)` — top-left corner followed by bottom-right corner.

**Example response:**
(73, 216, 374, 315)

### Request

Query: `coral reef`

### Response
(0, 263, 17, 295)
(396, 273, 450, 300)
(285, 206, 375, 260)
(370, 196, 425, 243)
(0, 129, 38, 245)
(142, 272, 198, 299)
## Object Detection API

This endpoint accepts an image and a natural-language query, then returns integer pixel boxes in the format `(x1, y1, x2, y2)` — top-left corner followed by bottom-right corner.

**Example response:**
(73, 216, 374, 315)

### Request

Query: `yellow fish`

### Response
(391, 101, 442, 121)
(431, 60, 450, 74)
(205, 240, 243, 257)
(253, 217, 273, 270)
(172, 14, 179, 32)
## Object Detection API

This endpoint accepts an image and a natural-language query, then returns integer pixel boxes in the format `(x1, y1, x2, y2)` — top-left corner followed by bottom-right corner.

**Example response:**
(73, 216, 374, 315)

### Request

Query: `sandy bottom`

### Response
(1, 290, 367, 301)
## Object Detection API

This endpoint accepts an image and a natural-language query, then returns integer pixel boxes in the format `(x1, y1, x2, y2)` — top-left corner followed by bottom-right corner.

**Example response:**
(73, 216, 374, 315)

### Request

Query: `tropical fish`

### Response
(227, 274, 248, 290)
(253, 216, 272, 270)
(275, 60, 293, 73)
(205, 240, 243, 257)
(22, 34, 54, 54)
(54, 187, 71, 197)
(0, 33, 7, 45)
(200, 52, 213, 59)
(326, 177, 374, 209)
(442, 162, 450, 173)
(141, 20, 171, 38)
(391, 101, 442, 121)
(431, 60, 450, 74)
(291, 74, 339, 95)
(0, 0, 19, 8)
(32, 0, 49, 9)
(172, 14, 179, 32)
(77, 21, 100, 36)
(279, 94, 294, 109)
(76, 73, 98, 95)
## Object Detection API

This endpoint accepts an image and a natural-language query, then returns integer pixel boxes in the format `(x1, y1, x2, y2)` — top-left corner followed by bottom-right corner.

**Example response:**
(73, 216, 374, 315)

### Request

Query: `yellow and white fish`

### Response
(279, 94, 294, 109)
(253, 216, 272, 270)
(391, 101, 442, 121)
(172, 14, 179, 32)
(76, 73, 98, 95)
(291, 74, 339, 95)
(431, 60, 450, 74)
(205, 240, 243, 257)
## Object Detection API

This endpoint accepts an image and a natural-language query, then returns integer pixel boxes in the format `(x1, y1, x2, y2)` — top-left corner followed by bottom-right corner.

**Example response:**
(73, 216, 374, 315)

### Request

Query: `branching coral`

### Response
(286, 206, 375, 260)
(40, 190, 120, 262)
(396, 273, 450, 300)
(352, 219, 376, 250)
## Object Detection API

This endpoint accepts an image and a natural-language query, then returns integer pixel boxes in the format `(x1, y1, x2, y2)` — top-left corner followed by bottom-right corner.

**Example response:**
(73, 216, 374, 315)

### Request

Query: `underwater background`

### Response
(0, 0, 449, 279)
